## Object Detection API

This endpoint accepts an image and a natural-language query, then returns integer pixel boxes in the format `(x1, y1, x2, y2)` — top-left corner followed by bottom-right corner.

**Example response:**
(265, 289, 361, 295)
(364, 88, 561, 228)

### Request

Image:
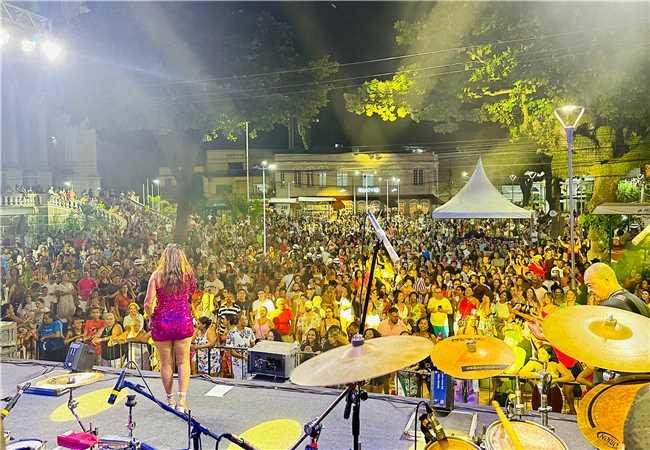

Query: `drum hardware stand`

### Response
(304, 419, 322, 449)
(67, 389, 96, 435)
(537, 368, 554, 431)
(507, 376, 526, 420)
(125, 394, 138, 449)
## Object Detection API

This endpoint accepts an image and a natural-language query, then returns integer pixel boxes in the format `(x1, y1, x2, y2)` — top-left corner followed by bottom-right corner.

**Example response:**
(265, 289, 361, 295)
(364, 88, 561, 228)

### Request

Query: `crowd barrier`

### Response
(12, 340, 582, 414)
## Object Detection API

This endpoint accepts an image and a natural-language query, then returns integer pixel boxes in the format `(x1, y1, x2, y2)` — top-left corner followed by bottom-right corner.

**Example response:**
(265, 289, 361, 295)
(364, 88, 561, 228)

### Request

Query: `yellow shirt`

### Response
(427, 297, 453, 327)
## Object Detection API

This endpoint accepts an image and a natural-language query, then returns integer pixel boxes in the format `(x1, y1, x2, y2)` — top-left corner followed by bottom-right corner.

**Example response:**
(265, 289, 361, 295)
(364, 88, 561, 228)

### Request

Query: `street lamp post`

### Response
(353, 170, 359, 215)
(153, 179, 161, 211)
(392, 177, 400, 215)
(245, 121, 250, 203)
(509, 174, 517, 202)
(386, 178, 389, 221)
(554, 105, 585, 289)
(257, 161, 277, 256)
(364, 174, 368, 210)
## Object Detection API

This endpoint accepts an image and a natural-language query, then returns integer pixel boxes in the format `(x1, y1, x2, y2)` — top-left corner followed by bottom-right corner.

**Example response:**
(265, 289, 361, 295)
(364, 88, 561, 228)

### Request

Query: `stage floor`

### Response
(0, 361, 592, 449)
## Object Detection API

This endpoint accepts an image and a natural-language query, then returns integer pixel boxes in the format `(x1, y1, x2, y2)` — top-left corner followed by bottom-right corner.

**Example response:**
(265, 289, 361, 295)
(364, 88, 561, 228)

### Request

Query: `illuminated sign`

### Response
(358, 187, 380, 194)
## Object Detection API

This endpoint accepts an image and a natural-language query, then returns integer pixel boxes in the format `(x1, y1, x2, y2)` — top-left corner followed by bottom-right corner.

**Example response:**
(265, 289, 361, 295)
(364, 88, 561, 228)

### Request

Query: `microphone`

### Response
(423, 403, 448, 445)
(107, 368, 127, 405)
(368, 212, 399, 263)
(1, 382, 31, 418)
(418, 413, 435, 444)
(220, 433, 257, 450)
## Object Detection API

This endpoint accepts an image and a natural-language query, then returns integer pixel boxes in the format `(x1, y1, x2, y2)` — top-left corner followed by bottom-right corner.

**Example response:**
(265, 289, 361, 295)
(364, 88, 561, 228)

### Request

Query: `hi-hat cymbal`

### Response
(290, 335, 434, 387)
(542, 305, 650, 373)
(430, 335, 515, 380)
(577, 375, 650, 450)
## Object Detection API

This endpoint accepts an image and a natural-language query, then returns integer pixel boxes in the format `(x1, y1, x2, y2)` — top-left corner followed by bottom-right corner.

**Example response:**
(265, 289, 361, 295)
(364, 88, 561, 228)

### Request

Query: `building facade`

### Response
(272, 149, 440, 215)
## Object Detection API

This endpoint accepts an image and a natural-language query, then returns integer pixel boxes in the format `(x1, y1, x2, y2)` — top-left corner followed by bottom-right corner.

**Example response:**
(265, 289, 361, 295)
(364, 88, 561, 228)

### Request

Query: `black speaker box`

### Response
(64, 342, 96, 371)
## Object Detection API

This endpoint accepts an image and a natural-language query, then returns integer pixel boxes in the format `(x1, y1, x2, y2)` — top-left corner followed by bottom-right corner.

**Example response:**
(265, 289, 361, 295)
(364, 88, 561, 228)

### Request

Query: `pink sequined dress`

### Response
(150, 275, 197, 342)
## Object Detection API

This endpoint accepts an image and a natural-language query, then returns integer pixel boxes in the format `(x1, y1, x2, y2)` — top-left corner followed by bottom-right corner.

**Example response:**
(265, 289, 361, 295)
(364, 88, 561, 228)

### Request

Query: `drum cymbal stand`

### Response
(67, 389, 96, 435)
(125, 394, 137, 449)
(537, 366, 554, 431)
(507, 376, 526, 421)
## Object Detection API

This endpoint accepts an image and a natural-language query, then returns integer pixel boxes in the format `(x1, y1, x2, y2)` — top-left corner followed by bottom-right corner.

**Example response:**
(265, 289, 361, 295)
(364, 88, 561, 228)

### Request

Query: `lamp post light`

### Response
(554, 104, 585, 289)
(353, 170, 359, 215)
(509, 174, 517, 202)
(255, 161, 277, 256)
(363, 173, 368, 211)
(153, 179, 161, 211)
(392, 177, 400, 215)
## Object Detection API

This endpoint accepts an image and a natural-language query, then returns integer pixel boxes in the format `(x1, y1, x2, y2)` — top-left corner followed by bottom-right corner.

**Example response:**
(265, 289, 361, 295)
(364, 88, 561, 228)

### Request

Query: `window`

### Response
(280, 172, 286, 184)
(215, 184, 232, 194)
(294, 172, 302, 186)
(363, 174, 374, 187)
(319, 172, 327, 187)
(306, 172, 315, 187)
(413, 169, 424, 185)
(336, 171, 348, 187)
(227, 162, 244, 176)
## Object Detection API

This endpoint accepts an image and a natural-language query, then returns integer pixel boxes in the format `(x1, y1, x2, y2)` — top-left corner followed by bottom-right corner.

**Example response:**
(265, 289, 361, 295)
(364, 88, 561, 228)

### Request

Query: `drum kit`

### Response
(288, 305, 650, 450)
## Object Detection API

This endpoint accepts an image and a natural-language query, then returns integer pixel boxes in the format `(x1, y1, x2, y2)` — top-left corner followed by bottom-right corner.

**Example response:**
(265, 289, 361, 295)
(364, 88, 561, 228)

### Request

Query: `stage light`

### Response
(0, 28, 10, 47)
(41, 39, 63, 61)
(21, 39, 36, 53)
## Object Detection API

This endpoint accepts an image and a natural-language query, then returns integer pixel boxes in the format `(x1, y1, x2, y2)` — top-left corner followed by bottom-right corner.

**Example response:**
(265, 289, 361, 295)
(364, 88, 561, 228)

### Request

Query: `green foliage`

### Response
(579, 213, 625, 252)
(345, 72, 415, 122)
(616, 180, 641, 202)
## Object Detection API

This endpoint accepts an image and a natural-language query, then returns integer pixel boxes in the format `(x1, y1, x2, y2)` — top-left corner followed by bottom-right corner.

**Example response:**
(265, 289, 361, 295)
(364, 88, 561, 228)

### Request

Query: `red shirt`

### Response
(273, 308, 293, 336)
(77, 278, 97, 300)
(84, 319, 106, 355)
(458, 297, 477, 318)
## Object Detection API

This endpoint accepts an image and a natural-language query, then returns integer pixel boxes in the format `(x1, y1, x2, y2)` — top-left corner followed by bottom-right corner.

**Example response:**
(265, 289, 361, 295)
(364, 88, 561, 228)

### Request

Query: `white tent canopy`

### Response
(432, 159, 533, 219)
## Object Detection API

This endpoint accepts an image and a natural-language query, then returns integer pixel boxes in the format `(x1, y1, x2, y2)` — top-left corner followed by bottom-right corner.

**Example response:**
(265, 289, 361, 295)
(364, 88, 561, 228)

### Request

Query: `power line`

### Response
(146, 42, 649, 105)
(148, 37, 635, 101)
(141, 21, 648, 87)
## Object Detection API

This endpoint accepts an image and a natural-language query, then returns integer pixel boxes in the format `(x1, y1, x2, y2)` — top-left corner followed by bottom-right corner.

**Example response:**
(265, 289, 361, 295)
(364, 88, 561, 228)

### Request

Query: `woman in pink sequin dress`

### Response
(144, 244, 197, 413)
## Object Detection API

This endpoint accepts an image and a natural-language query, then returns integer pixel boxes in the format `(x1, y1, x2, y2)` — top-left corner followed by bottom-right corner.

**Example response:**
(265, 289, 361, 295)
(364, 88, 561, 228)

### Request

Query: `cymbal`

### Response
(290, 335, 434, 386)
(542, 305, 650, 373)
(430, 335, 515, 380)
(577, 375, 650, 450)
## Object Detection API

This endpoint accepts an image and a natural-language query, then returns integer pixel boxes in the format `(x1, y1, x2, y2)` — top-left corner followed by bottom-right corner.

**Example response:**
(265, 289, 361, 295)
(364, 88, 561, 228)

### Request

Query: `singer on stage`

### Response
(144, 244, 197, 413)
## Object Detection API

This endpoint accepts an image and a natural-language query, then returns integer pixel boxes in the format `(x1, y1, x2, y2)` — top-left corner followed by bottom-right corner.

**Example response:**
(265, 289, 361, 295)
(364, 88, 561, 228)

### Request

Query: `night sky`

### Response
(17, 2, 503, 189)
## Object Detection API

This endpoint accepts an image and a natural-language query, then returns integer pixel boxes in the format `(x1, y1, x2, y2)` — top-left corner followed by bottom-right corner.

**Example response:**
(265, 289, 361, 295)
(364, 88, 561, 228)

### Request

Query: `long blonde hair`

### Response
(157, 244, 194, 293)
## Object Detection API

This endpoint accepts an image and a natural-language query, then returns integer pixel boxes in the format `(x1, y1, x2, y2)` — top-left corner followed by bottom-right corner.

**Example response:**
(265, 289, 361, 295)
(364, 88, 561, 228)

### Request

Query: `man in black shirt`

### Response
(583, 262, 650, 450)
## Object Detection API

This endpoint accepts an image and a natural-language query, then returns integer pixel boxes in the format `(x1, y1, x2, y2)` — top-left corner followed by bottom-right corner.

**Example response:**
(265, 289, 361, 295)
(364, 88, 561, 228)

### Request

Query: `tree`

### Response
(345, 2, 649, 210)
(60, 4, 338, 241)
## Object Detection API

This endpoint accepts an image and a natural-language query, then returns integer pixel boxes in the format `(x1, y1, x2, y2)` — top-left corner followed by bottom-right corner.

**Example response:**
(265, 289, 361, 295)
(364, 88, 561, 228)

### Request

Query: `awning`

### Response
(269, 197, 298, 204)
(591, 203, 650, 215)
(298, 197, 336, 203)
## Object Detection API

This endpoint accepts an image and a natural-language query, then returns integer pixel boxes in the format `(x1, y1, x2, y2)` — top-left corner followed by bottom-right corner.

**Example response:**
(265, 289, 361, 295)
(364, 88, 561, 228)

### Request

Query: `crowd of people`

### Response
(2, 195, 649, 413)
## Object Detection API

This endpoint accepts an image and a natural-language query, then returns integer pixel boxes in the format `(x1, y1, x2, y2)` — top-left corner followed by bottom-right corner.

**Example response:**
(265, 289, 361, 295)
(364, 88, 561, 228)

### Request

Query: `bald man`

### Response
(584, 262, 650, 450)
(583, 262, 650, 318)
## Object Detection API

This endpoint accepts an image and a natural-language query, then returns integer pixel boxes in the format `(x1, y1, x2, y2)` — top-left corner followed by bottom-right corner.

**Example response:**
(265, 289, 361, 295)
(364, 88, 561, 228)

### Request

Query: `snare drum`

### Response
(425, 435, 480, 449)
(6, 439, 46, 450)
(484, 420, 568, 450)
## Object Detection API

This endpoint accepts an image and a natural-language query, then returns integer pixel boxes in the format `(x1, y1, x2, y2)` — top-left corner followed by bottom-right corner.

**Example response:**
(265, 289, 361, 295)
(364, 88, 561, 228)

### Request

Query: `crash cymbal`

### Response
(430, 335, 515, 380)
(542, 305, 650, 373)
(290, 335, 434, 387)
(577, 375, 650, 450)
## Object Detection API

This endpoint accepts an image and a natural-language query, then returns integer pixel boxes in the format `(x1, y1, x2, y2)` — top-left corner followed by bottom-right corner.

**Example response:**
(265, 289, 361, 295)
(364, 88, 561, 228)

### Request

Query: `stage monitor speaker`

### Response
(431, 368, 454, 412)
(64, 342, 96, 372)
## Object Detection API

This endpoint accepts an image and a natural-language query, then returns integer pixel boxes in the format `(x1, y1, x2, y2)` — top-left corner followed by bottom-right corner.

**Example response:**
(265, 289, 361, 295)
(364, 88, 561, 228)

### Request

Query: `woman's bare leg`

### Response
(154, 340, 174, 395)
(174, 337, 192, 409)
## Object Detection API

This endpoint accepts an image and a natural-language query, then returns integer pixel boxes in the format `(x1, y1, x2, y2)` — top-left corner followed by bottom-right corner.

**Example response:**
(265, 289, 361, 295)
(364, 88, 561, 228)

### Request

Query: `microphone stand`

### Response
(118, 379, 256, 450)
(292, 239, 381, 450)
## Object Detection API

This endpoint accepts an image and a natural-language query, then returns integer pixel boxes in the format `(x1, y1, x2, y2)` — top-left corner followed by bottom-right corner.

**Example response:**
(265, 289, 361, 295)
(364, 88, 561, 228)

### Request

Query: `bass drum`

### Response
(484, 420, 568, 450)
(7, 439, 46, 450)
(425, 436, 481, 449)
